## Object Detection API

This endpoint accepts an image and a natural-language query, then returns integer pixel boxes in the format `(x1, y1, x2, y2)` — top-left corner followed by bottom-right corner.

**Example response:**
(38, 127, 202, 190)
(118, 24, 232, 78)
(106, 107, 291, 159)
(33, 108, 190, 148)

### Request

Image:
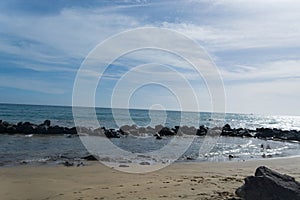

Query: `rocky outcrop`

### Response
(0, 120, 300, 142)
(236, 166, 300, 200)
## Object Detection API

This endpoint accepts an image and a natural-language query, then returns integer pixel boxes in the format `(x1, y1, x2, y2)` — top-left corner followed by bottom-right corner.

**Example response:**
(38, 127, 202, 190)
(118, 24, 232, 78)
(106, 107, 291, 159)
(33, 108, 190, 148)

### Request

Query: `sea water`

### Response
(0, 103, 299, 166)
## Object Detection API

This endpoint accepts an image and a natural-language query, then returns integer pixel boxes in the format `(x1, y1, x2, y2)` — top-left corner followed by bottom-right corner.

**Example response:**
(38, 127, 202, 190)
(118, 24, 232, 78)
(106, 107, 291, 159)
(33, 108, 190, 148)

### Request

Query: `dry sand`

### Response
(0, 157, 300, 200)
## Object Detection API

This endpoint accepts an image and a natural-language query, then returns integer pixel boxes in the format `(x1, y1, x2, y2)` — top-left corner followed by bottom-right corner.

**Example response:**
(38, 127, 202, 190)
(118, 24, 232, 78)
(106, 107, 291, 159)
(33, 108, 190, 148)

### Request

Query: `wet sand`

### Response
(0, 157, 299, 200)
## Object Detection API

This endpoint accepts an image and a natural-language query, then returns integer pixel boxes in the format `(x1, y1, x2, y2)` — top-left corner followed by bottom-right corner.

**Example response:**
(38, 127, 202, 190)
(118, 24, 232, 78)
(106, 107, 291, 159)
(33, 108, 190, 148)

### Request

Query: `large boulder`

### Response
(16, 121, 36, 134)
(236, 166, 300, 200)
(196, 125, 208, 136)
(158, 127, 175, 136)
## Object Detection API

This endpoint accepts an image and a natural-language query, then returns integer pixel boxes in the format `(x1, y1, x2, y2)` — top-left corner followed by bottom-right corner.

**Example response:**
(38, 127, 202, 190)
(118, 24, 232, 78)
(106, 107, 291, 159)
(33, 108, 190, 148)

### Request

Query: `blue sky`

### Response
(0, 0, 300, 115)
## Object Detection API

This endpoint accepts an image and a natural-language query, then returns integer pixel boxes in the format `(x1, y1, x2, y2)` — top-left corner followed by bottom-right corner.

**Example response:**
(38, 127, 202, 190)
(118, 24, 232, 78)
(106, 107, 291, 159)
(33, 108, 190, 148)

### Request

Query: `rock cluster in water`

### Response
(0, 120, 300, 142)
(236, 166, 300, 200)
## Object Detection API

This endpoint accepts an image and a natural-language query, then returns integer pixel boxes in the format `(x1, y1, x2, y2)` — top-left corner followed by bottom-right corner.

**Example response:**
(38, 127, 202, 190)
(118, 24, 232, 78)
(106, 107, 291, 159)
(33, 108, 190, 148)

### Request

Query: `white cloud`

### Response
(1, 1, 300, 115)
(222, 59, 300, 115)
(0, 7, 140, 59)
(221, 60, 300, 81)
(161, 1, 300, 51)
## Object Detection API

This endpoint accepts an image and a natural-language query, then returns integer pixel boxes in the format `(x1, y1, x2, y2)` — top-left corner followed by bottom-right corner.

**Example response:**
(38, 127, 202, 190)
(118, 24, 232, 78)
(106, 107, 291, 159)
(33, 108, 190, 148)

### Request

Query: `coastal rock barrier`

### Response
(0, 120, 300, 142)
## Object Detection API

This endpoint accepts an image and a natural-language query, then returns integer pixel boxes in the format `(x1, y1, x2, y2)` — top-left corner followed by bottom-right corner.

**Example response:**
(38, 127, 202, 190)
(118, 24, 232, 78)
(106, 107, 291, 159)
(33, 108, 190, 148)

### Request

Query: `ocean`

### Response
(0, 103, 300, 166)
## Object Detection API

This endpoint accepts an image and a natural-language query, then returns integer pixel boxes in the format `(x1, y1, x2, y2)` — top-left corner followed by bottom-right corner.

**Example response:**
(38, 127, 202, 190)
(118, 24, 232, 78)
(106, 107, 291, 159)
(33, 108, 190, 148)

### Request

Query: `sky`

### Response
(0, 0, 300, 116)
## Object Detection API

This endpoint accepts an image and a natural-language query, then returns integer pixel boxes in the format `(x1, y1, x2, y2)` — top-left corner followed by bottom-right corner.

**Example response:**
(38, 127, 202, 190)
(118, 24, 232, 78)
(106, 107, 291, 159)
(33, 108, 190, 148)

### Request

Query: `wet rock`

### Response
(65, 127, 77, 135)
(0, 121, 7, 133)
(63, 161, 74, 167)
(180, 126, 197, 135)
(39, 120, 51, 127)
(155, 124, 164, 132)
(139, 161, 151, 165)
(207, 127, 222, 136)
(121, 125, 138, 136)
(117, 128, 128, 136)
(6, 125, 17, 134)
(47, 126, 65, 134)
(120, 125, 131, 132)
(43, 120, 51, 127)
(82, 155, 98, 161)
(236, 166, 300, 200)
(16, 121, 36, 134)
(119, 164, 129, 167)
(155, 133, 162, 140)
(145, 126, 156, 135)
(158, 127, 175, 136)
(172, 126, 180, 134)
(197, 125, 208, 136)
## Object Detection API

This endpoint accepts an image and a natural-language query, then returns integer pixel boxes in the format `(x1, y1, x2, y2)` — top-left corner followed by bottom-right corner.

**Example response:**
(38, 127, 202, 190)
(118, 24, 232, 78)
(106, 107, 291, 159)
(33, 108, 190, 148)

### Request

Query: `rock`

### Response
(172, 126, 180, 134)
(36, 125, 48, 134)
(207, 127, 222, 136)
(43, 120, 51, 127)
(82, 155, 98, 161)
(104, 128, 120, 138)
(0, 122, 7, 133)
(139, 161, 151, 165)
(120, 125, 131, 132)
(158, 127, 175, 136)
(236, 166, 300, 200)
(155, 133, 162, 140)
(180, 126, 197, 135)
(63, 161, 74, 167)
(155, 124, 164, 132)
(117, 128, 128, 136)
(138, 127, 147, 134)
(6, 125, 17, 134)
(255, 127, 275, 138)
(47, 126, 65, 134)
(121, 125, 138, 136)
(119, 164, 129, 167)
(197, 125, 208, 136)
(65, 127, 77, 135)
(222, 124, 234, 136)
(146, 126, 156, 134)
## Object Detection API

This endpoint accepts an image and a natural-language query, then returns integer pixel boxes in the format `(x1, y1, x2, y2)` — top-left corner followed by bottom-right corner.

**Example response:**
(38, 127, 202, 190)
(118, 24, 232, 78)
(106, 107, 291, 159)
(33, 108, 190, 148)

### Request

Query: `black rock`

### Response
(139, 161, 151, 165)
(119, 164, 129, 167)
(82, 155, 98, 161)
(158, 127, 175, 136)
(154, 133, 162, 140)
(63, 161, 74, 167)
(236, 166, 300, 200)
(222, 124, 234, 136)
(197, 125, 208, 136)
(43, 120, 51, 127)
(47, 126, 65, 134)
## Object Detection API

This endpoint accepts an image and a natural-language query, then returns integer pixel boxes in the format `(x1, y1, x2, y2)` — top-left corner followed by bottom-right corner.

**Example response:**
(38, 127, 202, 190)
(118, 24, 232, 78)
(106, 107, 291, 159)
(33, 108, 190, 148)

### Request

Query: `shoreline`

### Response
(1, 157, 299, 200)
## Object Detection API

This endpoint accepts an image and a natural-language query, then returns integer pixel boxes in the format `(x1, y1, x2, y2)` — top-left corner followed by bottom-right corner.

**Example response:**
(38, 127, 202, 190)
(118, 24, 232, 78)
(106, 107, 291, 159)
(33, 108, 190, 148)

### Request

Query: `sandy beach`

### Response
(1, 157, 299, 200)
